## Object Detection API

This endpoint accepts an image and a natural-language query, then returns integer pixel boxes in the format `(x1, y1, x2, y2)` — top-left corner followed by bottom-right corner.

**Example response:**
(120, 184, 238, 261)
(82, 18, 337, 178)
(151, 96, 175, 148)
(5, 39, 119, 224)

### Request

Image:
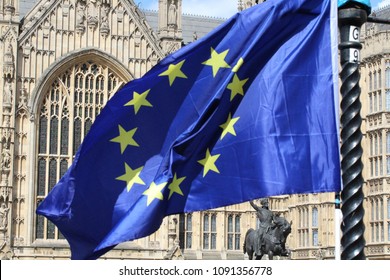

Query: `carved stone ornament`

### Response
(168, 0, 177, 27)
(4, 0, 15, 14)
(87, 0, 99, 28)
(0, 149, 11, 170)
(100, 3, 111, 36)
(0, 203, 9, 230)
(23, 41, 32, 59)
(76, 0, 86, 32)
(0, 242, 13, 260)
(1, 128, 11, 149)
(3, 78, 13, 106)
(18, 88, 28, 108)
(62, 0, 70, 16)
(3, 44, 14, 79)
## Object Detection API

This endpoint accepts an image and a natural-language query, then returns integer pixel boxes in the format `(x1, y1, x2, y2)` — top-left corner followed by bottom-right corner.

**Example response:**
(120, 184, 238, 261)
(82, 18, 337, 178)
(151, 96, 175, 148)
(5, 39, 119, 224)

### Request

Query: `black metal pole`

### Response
(338, 6, 367, 260)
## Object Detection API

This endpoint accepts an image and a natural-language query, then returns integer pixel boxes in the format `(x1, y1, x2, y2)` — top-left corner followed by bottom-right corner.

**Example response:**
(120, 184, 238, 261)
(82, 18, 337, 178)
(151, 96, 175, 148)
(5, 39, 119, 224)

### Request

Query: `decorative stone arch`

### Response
(26, 48, 134, 244)
(29, 47, 133, 115)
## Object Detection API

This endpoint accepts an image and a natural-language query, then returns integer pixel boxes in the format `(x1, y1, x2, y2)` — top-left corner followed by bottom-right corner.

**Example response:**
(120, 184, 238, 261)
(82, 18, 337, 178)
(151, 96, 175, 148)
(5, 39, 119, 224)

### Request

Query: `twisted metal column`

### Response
(338, 7, 367, 260)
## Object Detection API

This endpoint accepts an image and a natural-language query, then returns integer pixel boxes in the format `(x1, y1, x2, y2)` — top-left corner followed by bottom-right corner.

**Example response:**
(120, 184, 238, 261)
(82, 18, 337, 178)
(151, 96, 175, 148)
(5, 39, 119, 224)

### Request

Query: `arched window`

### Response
(211, 214, 217, 250)
(369, 72, 373, 91)
(35, 61, 125, 240)
(388, 198, 390, 219)
(227, 214, 241, 250)
(387, 132, 390, 154)
(185, 214, 192, 249)
(235, 216, 241, 250)
(312, 207, 319, 246)
(386, 90, 390, 111)
(312, 207, 318, 228)
(370, 94, 373, 113)
(203, 213, 217, 250)
(203, 214, 209, 249)
(227, 215, 233, 250)
(375, 134, 378, 155)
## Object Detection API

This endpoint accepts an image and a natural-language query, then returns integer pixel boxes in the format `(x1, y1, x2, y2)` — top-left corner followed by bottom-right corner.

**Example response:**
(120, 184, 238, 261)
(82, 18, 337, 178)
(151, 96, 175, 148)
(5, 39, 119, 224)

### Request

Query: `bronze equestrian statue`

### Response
(243, 199, 291, 260)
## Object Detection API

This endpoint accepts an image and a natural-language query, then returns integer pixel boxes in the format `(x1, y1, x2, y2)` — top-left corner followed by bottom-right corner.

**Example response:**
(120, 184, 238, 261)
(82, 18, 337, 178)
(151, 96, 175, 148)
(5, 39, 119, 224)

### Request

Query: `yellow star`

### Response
(227, 74, 249, 101)
(202, 48, 231, 77)
(232, 58, 244, 73)
(168, 173, 186, 199)
(220, 113, 240, 140)
(159, 60, 188, 86)
(110, 125, 139, 154)
(116, 163, 145, 192)
(143, 181, 167, 206)
(198, 149, 221, 177)
(125, 89, 153, 114)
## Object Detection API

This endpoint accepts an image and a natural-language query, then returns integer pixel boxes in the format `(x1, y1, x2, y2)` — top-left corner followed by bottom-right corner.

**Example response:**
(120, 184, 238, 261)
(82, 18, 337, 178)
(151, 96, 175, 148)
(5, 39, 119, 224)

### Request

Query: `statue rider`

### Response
(272, 213, 290, 256)
(250, 198, 274, 257)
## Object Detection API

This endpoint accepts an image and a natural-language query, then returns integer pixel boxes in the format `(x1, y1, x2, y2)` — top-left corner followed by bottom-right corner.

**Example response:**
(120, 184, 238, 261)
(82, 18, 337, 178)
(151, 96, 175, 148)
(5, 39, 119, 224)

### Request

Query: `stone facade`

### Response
(360, 5, 390, 260)
(1, 0, 389, 260)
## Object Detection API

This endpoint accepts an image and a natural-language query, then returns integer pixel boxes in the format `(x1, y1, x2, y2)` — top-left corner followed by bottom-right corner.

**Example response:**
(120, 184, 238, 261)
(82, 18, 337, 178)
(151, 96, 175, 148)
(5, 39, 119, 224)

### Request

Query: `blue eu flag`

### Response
(37, 0, 341, 259)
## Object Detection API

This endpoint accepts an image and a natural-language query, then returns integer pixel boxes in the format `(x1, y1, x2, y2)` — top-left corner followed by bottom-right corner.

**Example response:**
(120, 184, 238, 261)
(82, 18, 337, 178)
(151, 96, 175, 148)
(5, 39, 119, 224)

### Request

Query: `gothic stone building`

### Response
(0, 0, 389, 260)
(360, 5, 390, 259)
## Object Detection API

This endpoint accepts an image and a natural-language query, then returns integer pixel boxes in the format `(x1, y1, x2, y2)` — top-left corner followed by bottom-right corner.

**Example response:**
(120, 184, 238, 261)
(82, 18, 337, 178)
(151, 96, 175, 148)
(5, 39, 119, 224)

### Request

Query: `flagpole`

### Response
(338, 0, 370, 260)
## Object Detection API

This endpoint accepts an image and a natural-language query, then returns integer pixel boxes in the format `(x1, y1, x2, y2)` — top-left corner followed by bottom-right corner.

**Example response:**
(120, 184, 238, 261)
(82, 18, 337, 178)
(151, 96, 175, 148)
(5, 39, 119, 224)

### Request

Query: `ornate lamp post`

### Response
(338, 0, 371, 260)
(338, 0, 390, 260)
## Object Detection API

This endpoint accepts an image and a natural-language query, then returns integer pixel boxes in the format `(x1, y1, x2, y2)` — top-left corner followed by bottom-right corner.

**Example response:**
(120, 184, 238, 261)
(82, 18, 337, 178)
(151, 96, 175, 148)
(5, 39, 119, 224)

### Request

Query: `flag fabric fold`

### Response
(37, 0, 341, 260)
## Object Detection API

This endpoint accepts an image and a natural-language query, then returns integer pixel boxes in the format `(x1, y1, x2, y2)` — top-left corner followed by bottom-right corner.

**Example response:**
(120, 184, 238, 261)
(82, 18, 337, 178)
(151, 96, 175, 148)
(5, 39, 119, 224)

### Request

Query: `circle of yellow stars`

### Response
(110, 46, 249, 206)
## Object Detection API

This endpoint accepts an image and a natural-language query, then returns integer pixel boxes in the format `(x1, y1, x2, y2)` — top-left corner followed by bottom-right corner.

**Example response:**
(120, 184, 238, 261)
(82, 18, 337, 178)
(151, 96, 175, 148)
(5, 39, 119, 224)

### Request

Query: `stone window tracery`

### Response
(227, 214, 241, 250)
(203, 213, 217, 250)
(35, 61, 124, 240)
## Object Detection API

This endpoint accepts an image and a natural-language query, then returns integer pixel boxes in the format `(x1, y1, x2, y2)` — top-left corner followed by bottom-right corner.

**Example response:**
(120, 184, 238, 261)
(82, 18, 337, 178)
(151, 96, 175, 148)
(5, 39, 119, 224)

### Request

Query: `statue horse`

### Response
(243, 216, 291, 260)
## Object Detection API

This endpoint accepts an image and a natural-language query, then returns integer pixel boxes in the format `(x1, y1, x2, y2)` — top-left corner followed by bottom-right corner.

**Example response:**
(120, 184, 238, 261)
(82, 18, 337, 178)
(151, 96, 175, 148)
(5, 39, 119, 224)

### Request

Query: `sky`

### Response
(137, 0, 390, 18)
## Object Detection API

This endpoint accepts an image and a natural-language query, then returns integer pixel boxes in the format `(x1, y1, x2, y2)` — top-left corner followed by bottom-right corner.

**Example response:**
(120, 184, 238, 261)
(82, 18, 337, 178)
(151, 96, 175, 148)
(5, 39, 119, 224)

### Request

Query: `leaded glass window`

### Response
(227, 215, 241, 251)
(375, 159, 379, 177)
(312, 207, 318, 227)
(388, 222, 390, 242)
(387, 132, 390, 154)
(185, 214, 192, 249)
(210, 214, 217, 250)
(235, 216, 241, 250)
(375, 134, 378, 155)
(388, 198, 390, 219)
(227, 215, 233, 250)
(370, 94, 373, 113)
(370, 136, 373, 156)
(312, 229, 318, 246)
(35, 61, 125, 240)
(386, 90, 390, 111)
(203, 213, 217, 250)
(369, 72, 373, 91)
(203, 214, 210, 249)
(387, 158, 390, 175)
